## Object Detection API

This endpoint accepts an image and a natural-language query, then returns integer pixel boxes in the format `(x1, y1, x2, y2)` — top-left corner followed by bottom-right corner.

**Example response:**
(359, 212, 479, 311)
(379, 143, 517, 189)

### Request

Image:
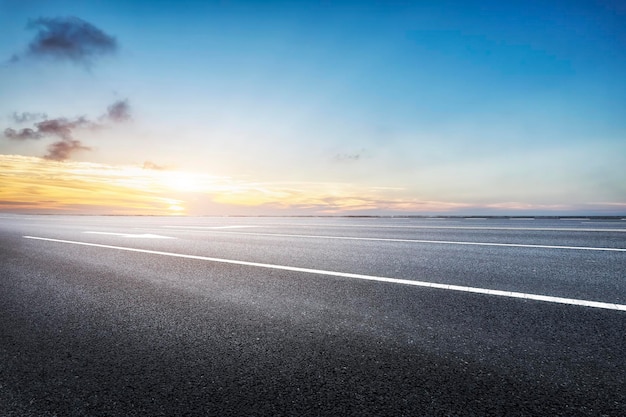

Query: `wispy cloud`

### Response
(332, 149, 367, 163)
(143, 161, 167, 171)
(333, 153, 362, 162)
(10, 112, 48, 124)
(10, 16, 117, 67)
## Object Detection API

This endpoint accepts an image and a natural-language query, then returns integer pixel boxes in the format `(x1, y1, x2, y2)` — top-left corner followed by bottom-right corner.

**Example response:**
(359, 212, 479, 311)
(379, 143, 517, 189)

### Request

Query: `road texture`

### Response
(1, 215, 625, 416)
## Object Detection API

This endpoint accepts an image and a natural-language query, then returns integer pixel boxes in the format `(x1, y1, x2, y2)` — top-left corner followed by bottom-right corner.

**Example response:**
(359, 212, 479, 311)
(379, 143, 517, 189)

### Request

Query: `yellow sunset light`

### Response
(0, 155, 482, 215)
(164, 198, 186, 214)
(160, 171, 207, 193)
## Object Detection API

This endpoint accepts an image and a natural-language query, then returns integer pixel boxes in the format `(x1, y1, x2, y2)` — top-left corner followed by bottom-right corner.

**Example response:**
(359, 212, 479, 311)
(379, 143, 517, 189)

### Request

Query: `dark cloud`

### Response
(3, 99, 129, 140)
(18, 16, 117, 66)
(2, 99, 131, 161)
(44, 139, 90, 161)
(105, 99, 131, 122)
(3, 118, 93, 161)
(11, 112, 48, 123)
(7, 116, 95, 161)
(4, 127, 42, 140)
(3, 116, 100, 141)
(36, 117, 97, 140)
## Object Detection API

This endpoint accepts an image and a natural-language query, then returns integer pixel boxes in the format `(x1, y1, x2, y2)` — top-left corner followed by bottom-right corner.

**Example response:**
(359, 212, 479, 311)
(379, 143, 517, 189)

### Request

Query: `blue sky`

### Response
(1, 0, 625, 215)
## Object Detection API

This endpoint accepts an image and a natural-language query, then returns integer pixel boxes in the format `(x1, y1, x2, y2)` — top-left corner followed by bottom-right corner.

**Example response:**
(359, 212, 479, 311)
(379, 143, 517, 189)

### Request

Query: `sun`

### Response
(162, 198, 185, 214)
(168, 204, 185, 212)
(161, 171, 204, 193)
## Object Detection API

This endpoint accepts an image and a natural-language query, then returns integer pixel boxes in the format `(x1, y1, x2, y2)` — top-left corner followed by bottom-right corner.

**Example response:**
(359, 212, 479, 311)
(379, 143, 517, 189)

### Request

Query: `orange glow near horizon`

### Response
(0, 155, 185, 215)
(0, 154, 464, 215)
(2, 154, 619, 216)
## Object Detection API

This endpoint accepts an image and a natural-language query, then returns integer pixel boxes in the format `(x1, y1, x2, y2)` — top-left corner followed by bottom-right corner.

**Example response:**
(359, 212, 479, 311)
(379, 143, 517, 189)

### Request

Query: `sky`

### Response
(1, 0, 625, 216)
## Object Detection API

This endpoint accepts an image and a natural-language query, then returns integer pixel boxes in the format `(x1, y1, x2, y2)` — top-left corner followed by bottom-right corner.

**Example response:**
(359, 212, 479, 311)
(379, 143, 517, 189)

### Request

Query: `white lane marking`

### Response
(582, 221, 626, 225)
(187, 225, 260, 229)
(83, 231, 175, 239)
(161, 229, 626, 252)
(163, 224, 626, 233)
(22, 235, 626, 312)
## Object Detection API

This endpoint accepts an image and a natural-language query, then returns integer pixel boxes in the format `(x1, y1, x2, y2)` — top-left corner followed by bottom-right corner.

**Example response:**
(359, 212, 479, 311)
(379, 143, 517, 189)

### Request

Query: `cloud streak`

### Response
(11, 16, 117, 66)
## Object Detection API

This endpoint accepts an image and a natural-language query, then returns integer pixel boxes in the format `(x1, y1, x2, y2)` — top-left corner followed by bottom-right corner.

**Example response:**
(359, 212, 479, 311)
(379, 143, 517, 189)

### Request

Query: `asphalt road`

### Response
(1, 215, 626, 416)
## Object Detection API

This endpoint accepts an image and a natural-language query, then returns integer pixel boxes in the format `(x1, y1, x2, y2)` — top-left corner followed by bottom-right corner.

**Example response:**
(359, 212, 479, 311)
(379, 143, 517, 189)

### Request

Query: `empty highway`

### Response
(1, 215, 625, 416)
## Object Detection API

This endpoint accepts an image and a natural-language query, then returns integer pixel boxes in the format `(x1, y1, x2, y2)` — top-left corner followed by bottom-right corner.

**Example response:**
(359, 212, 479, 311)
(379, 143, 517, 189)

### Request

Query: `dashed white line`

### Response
(22, 235, 626, 312)
(162, 229, 626, 252)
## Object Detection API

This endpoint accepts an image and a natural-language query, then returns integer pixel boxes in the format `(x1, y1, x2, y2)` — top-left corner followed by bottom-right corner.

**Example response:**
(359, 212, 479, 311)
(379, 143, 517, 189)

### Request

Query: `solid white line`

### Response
(161, 229, 626, 252)
(22, 235, 626, 311)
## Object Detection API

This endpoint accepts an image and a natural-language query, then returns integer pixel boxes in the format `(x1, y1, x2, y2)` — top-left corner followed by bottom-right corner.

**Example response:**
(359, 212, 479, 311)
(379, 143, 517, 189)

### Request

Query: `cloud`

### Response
(12, 116, 96, 161)
(2, 99, 131, 161)
(11, 112, 48, 123)
(4, 117, 95, 141)
(332, 149, 368, 162)
(44, 139, 91, 161)
(105, 99, 131, 122)
(36, 117, 98, 139)
(333, 153, 362, 162)
(143, 161, 167, 170)
(13, 16, 117, 66)
(4, 127, 42, 140)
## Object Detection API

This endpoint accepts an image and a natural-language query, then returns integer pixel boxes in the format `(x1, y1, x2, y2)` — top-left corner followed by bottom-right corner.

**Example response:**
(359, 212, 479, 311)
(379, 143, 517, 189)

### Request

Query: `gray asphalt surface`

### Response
(1, 215, 626, 416)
